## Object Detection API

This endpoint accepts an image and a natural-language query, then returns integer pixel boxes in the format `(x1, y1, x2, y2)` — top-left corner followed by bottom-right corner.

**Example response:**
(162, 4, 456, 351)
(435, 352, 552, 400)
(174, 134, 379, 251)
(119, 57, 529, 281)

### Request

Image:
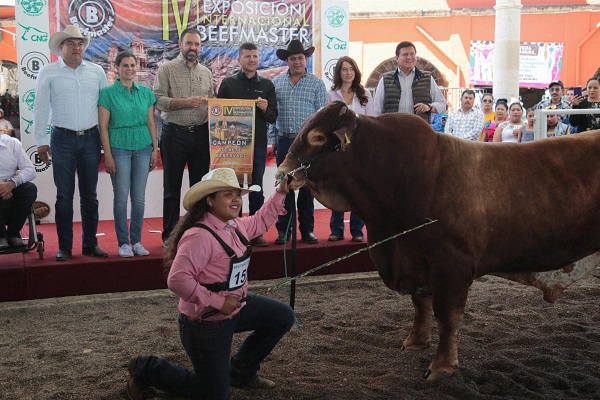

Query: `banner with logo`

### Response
(319, 0, 349, 88)
(469, 41, 564, 88)
(15, 0, 56, 215)
(208, 98, 256, 178)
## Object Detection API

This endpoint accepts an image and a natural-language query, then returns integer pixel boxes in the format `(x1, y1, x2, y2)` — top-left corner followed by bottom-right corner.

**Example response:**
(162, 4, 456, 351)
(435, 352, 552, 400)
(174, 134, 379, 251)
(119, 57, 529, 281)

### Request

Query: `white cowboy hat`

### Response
(48, 25, 90, 56)
(183, 168, 260, 211)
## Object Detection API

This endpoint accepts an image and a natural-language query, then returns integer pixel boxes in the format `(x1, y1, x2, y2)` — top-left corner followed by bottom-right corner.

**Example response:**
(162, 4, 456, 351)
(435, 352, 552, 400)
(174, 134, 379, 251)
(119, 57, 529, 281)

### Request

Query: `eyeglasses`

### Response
(482, 99, 493, 103)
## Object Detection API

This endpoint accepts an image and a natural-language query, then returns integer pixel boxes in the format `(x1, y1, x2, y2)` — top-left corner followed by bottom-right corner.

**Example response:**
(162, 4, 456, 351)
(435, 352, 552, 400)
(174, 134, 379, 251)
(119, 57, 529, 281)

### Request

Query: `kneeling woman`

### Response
(127, 168, 294, 400)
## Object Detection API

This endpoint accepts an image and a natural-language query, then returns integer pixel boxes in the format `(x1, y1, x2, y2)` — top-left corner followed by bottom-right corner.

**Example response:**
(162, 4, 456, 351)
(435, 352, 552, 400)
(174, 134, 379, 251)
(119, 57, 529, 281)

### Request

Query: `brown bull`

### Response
(276, 100, 600, 381)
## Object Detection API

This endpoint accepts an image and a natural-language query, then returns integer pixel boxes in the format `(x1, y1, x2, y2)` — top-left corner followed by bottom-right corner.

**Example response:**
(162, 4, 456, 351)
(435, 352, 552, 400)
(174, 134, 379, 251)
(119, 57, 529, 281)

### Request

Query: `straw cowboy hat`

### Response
(48, 25, 90, 56)
(183, 168, 260, 211)
(276, 39, 315, 61)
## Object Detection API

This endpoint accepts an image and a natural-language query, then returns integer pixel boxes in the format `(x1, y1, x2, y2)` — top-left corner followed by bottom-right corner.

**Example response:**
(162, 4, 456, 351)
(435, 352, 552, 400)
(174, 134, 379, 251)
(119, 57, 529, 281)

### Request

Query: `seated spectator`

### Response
(545, 107, 571, 137)
(446, 89, 484, 140)
(493, 102, 524, 143)
(570, 76, 600, 133)
(480, 93, 495, 140)
(482, 99, 508, 142)
(521, 108, 536, 143)
(0, 108, 14, 137)
(536, 81, 570, 124)
(0, 132, 37, 249)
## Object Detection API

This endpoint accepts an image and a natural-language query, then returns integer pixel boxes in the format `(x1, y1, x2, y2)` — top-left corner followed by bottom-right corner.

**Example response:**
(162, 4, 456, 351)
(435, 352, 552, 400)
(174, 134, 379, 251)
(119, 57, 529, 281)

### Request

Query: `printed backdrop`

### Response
(15, 0, 349, 221)
(469, 40, 564, 88)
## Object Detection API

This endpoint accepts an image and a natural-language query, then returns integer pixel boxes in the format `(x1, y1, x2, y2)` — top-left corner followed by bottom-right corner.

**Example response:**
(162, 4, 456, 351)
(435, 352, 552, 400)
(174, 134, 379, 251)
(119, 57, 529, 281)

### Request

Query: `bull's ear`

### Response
(333, 128, 352, 151)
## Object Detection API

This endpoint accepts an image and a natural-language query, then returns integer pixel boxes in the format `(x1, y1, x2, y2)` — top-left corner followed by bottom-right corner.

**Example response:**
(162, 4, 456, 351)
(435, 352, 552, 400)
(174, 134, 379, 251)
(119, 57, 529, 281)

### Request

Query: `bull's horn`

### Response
(339, 106, 347, 116)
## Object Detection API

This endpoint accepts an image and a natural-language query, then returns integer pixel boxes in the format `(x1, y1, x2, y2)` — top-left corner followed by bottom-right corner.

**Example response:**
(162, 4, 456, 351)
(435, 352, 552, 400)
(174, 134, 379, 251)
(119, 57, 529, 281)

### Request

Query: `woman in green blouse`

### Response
(99, 51, 158, 258)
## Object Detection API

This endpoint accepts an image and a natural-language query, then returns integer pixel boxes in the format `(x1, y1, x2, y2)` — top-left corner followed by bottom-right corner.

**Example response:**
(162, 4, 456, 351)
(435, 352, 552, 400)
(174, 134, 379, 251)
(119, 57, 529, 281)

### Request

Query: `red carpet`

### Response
(0, 209, 376, 302)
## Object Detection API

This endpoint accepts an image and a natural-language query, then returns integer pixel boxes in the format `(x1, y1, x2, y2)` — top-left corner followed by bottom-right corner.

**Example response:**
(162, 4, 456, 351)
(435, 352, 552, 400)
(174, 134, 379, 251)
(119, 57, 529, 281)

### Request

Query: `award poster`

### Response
(208, 98, 256, 180)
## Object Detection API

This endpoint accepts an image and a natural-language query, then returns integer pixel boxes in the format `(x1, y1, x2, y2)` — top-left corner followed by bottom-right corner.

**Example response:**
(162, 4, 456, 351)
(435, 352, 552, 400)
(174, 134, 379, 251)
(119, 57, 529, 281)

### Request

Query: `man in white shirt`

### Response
(0, 133, 37, 249)
(373, 41, 447, 122)
(33, 25, 108, 261)
(446, 89, 484, 140)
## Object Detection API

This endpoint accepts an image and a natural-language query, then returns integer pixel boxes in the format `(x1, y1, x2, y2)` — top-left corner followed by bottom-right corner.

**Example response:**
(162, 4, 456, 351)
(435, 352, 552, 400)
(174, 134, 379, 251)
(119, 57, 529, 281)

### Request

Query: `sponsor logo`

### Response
(23, 89, 36, 112)
(67, 0, 115, 38)
(324, 58, 338, 83)
(18, 24, 49, 42)
(26, 146, 51, 172)
(18, 0, 47, 17)
(20, 52, 50, 79)
(211, 104, 222, 116)
(325, 6, 346, 28)
(324, 34, 347, 51)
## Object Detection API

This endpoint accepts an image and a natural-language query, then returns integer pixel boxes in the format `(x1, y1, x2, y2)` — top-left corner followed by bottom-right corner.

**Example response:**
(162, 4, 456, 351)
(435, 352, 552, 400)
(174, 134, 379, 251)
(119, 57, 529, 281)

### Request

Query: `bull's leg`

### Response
(402, 292, 432, 351)
(425, 274, 471, 381)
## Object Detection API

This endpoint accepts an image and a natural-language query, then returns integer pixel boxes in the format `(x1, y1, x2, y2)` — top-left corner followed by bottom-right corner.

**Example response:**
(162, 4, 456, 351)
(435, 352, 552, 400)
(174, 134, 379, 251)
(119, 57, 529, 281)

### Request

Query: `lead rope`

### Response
(266, 218, 437, 330)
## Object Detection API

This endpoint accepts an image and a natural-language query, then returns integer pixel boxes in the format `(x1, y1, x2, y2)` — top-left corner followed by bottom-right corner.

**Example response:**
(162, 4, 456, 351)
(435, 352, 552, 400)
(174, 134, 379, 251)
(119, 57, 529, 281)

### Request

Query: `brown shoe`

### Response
(352, 236, 364, 242)
(232, 375, 276, 389)
(251, 235, 268, 247)
(125, 377, 144, 400)
(328, 234, 342, 242)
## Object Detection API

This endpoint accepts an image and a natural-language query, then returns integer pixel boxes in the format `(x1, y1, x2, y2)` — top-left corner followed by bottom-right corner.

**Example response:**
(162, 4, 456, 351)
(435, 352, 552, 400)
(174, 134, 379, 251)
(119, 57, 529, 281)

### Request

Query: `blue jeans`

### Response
(50, 127, 101, 251)
(110, 145, 152, 246)
(0, 182, 37, 237)
(132, 294, 294, 400)
(160, 123, 209, 241)
(275, 136, 315, 235)
(248, 145, 267, 216)
(330, 211, 365, 239)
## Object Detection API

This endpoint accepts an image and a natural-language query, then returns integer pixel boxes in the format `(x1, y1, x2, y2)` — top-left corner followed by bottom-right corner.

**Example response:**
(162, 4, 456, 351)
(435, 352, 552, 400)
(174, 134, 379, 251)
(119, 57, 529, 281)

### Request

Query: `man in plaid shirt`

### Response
(446, 89, 484, 141)
(272, 40, 327, 244)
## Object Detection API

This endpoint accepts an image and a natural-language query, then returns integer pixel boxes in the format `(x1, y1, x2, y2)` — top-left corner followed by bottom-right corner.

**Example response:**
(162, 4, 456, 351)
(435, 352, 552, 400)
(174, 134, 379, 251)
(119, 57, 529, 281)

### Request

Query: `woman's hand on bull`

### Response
(220, 296, 242, 315)
(275, 172, 290, 194)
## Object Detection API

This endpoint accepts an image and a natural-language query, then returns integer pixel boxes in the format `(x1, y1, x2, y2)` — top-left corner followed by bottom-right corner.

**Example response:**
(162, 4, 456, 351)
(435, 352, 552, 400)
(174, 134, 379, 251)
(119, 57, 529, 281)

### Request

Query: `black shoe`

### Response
(301, 232, 318, 244)
(8, 237, 26, 247)
(274, 232, 290, 245)
(56, 249, 72, 261)
(82, 246, 108, 258)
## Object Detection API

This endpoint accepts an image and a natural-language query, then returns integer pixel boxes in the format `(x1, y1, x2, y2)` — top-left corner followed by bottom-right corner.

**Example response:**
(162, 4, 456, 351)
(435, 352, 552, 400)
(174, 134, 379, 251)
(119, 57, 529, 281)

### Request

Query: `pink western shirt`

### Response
(167, 191, 287, 321)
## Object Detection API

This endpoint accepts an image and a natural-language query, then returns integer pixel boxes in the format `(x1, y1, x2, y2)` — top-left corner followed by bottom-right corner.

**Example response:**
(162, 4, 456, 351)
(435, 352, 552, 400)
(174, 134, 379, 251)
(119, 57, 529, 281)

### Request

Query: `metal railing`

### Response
(533, 108, 597, 140)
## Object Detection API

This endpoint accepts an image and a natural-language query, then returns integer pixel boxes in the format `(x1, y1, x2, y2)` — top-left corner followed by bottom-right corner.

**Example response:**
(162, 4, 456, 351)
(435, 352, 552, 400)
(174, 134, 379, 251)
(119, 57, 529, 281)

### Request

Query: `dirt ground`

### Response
(1, 271, 599, 400)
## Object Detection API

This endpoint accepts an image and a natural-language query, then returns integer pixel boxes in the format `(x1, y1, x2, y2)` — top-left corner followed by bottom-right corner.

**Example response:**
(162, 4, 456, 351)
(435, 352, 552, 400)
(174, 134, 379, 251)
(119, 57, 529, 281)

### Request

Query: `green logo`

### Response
(325, 6, 346, 28)
(18, 23, 48, 42)
(23, 90, 36, 112)
(18, 0, 47, 16)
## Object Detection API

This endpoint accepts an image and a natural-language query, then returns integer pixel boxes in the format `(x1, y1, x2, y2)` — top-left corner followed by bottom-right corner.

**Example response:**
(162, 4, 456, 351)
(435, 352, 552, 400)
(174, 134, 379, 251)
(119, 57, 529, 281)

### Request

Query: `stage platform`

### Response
(0, 209, 376, 302)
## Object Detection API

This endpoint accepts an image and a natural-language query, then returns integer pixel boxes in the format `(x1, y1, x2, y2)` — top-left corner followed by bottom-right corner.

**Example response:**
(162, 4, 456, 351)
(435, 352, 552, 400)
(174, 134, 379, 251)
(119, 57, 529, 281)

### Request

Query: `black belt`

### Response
(52, 125, 97, 135)
(164, 121, 205, 132)
(201, 282, 228, 292)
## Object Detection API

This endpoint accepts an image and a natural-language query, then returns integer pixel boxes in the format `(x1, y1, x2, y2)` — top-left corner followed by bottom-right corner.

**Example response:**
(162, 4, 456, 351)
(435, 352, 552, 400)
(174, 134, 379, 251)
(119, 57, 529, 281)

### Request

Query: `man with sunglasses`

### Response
(536, 81, 570, 123)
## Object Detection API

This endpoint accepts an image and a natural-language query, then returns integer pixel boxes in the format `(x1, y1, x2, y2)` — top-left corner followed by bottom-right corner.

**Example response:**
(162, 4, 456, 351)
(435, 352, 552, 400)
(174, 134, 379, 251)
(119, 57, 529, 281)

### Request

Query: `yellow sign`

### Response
(208, 98, 256, 178)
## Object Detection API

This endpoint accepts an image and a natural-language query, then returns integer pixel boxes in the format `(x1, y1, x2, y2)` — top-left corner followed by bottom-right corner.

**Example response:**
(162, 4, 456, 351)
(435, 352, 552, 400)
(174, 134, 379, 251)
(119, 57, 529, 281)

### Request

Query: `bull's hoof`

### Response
(424, 366, 456, 381)
(401, 337, 430, 351)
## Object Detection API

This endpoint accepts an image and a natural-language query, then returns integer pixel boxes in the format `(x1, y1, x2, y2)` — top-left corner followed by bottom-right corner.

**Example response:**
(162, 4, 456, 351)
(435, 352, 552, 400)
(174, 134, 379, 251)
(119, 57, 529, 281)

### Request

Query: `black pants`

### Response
(0, 182, 37, 237)
(160, 123, 209, 241)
